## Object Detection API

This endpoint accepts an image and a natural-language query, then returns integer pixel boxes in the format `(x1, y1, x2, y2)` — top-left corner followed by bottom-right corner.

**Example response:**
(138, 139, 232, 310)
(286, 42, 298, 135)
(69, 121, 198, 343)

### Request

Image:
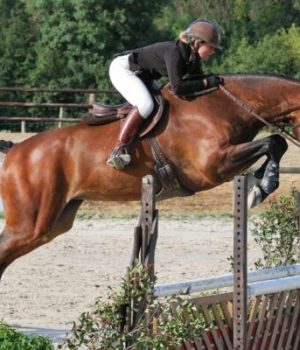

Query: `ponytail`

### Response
(179, 31, 189, 44)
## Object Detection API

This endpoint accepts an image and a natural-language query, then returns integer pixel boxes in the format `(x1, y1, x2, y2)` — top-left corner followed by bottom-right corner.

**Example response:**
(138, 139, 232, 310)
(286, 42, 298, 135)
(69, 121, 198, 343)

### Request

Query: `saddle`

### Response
(82, 93, 167, 138)
(82, 90, 194, 200)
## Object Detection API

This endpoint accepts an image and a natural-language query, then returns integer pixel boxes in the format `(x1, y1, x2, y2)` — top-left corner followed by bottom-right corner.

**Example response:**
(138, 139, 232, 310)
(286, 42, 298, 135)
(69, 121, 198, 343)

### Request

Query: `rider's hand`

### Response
(205, 75, 224, 88)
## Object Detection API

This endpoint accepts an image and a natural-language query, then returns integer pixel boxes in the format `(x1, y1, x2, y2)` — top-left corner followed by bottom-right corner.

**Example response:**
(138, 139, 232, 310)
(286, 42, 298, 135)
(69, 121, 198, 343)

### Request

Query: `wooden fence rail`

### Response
(0, 86, 117, 132)
(0, 86, 116, 93)
(0, 102, 90, 108)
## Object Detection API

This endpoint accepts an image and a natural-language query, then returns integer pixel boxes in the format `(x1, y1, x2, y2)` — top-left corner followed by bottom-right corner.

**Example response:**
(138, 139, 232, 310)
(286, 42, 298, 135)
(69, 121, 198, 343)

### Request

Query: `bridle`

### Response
(219, 84, 300, 148)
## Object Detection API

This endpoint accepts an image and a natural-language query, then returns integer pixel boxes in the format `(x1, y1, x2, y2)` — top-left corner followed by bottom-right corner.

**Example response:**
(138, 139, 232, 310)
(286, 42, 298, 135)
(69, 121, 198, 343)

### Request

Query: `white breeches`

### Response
(109, 54, 154, 119)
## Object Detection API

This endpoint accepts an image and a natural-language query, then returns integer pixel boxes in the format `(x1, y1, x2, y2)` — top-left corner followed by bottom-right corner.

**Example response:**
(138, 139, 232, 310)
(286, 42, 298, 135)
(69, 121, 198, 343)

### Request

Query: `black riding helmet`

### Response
(186, 19, 222, 50)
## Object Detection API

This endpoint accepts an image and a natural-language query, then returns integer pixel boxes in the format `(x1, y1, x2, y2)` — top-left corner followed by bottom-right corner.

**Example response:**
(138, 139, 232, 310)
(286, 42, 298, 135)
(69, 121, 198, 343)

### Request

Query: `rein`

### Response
(219, 85, 300, 148)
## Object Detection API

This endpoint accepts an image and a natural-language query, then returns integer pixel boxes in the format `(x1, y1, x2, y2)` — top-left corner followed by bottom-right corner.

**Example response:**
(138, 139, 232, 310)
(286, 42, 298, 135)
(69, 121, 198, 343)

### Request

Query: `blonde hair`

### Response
(179, 31, 189, 43)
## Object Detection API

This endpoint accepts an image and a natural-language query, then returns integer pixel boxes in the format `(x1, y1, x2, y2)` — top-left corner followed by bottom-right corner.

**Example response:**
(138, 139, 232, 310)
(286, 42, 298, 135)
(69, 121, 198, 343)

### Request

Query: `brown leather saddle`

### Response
(82, 93, 167, 138)
(82, 91, 194, 200)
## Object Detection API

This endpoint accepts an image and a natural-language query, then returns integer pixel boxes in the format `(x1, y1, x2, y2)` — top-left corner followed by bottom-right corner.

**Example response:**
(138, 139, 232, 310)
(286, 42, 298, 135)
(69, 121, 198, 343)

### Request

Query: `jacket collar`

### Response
(177, 40, 198, 63)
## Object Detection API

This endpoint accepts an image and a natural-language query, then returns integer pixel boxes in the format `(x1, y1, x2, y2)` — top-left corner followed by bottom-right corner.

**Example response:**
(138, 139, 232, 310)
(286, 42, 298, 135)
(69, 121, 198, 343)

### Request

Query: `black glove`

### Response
(205, 75, 224, 88)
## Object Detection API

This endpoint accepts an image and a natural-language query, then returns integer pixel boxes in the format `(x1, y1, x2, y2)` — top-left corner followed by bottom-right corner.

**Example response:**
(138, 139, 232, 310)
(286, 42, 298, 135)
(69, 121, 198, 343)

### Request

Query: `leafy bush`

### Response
(0, 322, 53, 350)
(59, 264, 206, 350)
(251, 190, 300, 269)
(213, 24, 300, 78)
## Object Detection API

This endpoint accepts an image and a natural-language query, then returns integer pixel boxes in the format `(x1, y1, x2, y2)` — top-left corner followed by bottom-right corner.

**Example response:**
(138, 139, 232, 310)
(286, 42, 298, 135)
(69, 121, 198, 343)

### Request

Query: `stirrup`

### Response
(106, 144, 131, 170)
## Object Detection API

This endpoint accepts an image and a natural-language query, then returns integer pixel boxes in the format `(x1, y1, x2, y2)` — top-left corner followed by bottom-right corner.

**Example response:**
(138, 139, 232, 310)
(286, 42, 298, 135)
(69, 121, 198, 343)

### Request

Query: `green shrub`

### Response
(59, 264, 206, 350)
(0, 322, 53, 350)
(251, 190, 300, 269)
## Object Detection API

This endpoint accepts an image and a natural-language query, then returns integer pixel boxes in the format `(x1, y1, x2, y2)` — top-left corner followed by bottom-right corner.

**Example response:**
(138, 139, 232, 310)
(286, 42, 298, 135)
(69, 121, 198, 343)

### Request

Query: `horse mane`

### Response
(221, 72, 300, 84)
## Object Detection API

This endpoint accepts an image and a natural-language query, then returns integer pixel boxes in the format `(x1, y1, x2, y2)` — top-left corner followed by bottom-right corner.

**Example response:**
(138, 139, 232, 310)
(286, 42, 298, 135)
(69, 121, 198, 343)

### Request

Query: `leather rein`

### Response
(219, 84, 300, 148)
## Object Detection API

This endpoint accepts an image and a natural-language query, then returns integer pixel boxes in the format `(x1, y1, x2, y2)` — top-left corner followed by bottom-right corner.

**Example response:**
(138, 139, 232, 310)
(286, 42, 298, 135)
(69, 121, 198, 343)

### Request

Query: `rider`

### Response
(107, 19, 223, 170)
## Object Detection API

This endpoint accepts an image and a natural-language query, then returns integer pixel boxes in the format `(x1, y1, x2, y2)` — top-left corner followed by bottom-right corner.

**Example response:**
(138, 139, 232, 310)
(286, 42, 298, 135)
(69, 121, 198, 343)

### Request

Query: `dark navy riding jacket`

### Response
(125, 40, 207, 96)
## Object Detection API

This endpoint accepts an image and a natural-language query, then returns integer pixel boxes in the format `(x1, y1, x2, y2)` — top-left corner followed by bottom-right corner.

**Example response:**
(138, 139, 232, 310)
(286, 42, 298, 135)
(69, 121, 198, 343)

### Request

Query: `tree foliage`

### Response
(25, 0, 165, 89)
(1, 0, 300, 88)
(0, 0, 36, 86)
(157, 0, 300, 76)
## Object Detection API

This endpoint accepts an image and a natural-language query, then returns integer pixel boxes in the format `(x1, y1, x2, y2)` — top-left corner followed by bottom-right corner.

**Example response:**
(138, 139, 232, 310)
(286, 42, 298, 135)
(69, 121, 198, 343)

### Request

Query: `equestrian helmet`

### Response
(187, 19, 222, 50)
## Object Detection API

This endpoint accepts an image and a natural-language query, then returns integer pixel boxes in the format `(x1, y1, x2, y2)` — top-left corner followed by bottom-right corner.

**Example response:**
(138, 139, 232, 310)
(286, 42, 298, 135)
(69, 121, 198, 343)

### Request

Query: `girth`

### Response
(145, 133, 194, 200)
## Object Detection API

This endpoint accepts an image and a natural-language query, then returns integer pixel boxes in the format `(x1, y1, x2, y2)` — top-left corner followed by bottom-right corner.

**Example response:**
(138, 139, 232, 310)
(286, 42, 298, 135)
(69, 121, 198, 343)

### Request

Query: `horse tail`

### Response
(0, 140, 14, 154)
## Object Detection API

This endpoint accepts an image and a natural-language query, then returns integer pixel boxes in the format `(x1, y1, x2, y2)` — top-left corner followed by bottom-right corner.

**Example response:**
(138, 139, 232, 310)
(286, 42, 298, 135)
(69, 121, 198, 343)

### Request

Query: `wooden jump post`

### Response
(121, 175, 158, 341)
(233, 175, 248, 349)
(233, 175, 300, 349)
(125, 174, 300, 348)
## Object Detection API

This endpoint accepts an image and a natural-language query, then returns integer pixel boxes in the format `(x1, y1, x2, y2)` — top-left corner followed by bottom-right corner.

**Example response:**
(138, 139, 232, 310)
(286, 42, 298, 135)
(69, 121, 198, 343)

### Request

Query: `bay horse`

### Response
(0, 73, 300, 280)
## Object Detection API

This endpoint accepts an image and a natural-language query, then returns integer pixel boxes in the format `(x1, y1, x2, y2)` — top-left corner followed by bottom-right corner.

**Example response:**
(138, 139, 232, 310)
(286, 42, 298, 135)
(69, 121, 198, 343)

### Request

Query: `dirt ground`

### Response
(0, 218, 263, 345)
(0, 132, 299, 345)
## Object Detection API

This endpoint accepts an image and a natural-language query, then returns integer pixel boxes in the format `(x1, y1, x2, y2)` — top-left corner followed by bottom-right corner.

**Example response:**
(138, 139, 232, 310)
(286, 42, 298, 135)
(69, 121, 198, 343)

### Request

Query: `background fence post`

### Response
(58, 107, 64, 128)
(88, 93, 95, 112)
(21, 120, 26, 133)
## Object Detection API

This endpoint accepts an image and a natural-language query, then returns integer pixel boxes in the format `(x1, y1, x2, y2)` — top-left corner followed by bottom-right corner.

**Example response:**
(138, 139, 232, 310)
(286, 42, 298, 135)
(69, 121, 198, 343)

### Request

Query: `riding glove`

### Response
(205, 75, 224, 88)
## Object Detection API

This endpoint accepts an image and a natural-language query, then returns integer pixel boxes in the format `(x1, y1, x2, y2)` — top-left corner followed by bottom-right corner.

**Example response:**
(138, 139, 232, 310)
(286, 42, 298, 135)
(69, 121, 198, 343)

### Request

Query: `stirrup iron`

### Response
(106, 144, 131, 170)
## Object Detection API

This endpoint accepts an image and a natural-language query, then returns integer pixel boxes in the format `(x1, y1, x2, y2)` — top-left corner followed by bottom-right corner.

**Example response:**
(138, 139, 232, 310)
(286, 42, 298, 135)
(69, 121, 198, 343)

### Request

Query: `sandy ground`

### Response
(0, 131, 299, 345)
(0, 217, 262, 345)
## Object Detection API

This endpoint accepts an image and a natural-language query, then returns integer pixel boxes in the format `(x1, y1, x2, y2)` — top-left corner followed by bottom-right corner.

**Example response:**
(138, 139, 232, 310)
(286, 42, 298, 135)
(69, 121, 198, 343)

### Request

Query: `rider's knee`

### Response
(138, 98, 154, 119)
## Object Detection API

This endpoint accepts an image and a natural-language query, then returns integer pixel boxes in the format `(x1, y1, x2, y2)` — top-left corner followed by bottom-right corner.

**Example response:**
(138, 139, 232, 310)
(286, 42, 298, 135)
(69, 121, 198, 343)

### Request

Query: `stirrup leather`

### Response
(106, 143, 131, 170)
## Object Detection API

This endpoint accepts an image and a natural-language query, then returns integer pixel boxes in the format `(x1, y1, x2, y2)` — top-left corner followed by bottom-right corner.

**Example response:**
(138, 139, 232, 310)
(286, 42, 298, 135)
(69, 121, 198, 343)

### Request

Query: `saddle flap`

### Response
(90, 101, 132, 118)
(82, 101, 132, 125)
(138, 94, 167, 138)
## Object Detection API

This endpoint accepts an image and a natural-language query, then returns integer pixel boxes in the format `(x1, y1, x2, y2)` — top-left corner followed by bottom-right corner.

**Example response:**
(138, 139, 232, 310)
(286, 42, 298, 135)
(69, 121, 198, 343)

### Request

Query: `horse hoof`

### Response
(247, 185, 263, 208)
(259, 160, 279, 194)
(247, 184, 269, 208)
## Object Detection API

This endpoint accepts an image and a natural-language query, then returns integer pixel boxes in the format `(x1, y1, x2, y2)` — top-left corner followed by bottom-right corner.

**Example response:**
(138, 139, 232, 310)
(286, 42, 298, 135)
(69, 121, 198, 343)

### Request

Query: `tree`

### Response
(0, 0, 36, 86)
(27, 0, 166, 90)
(213, 24, 300, 77)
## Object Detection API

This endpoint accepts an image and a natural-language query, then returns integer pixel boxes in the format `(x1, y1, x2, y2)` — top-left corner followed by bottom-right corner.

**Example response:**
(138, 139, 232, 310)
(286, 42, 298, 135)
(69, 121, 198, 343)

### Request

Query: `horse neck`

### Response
(228, 76, 300, 122)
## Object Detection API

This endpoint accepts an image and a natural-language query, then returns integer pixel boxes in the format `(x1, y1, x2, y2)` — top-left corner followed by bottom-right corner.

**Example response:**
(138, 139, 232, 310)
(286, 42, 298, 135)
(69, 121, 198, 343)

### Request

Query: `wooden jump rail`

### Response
(130, 174, 300, 349)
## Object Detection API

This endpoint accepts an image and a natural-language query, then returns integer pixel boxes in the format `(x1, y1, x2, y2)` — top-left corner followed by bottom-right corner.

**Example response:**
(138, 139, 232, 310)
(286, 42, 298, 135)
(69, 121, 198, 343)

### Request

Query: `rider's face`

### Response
(197, 43, 215, 61)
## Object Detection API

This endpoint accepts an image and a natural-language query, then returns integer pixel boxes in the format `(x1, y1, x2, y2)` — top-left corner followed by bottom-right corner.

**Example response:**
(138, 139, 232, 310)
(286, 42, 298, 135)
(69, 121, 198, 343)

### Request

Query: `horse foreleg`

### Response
(221, 134, 288, 207)
(46, 199, 83, 238)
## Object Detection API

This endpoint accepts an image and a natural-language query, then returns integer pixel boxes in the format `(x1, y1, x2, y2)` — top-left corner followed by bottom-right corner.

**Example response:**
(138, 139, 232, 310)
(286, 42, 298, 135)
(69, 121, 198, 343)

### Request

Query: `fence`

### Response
(131, 175, 300, 349)
(0, 86, 117, 132)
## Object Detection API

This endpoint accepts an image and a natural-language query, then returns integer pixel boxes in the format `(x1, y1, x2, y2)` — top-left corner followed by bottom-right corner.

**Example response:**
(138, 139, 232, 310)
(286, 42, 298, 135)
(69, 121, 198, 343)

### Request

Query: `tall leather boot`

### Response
(106, 107, 144, 170)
